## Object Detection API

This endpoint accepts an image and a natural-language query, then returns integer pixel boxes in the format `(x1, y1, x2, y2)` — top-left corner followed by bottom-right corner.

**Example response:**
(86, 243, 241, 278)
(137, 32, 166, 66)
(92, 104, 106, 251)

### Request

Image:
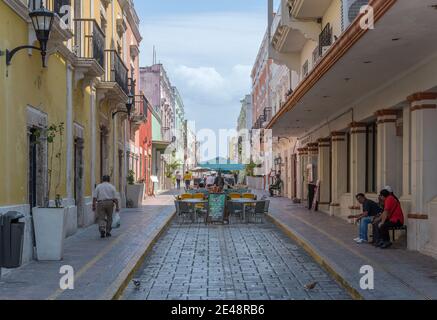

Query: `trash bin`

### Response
(0, 211, 25, 269)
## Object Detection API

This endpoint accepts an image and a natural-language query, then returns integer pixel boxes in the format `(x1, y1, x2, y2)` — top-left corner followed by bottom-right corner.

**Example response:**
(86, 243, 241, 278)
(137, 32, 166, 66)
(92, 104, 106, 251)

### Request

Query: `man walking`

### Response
(93, 175, 119, 238)
(206, 173, 215, 188)
(183, 171, 192, 190)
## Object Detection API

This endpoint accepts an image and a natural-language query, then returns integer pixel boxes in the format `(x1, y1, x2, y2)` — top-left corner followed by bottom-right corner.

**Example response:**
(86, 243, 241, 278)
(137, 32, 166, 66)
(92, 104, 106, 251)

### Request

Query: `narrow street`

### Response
(122, 220, 350, 300)
(2, 0, 437, 306)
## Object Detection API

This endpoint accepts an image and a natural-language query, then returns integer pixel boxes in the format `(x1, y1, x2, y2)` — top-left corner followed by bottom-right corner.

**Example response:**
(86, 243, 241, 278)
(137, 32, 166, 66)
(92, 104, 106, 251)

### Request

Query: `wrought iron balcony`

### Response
(104, 49, 129, 95)
(73, 19, 105, 69)
(263, 107, 272, 123)
(318, 23, 333, 57)
(253, 114, 267, 130)
(131, 94, 148, 124)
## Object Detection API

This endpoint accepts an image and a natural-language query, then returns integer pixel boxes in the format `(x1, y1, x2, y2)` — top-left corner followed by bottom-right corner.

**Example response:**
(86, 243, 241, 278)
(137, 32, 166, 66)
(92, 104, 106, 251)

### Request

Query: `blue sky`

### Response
(134, 0, 268, 144)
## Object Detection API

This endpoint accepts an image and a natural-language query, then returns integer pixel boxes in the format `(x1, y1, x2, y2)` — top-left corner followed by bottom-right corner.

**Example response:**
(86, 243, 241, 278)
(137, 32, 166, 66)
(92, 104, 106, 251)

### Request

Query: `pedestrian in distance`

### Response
(183, 171, 192, 190)
(93, 175, 119, 239)
(214, 172, 225, 192)
(175, 171, 182, 190)
(206, 174, 215, 188)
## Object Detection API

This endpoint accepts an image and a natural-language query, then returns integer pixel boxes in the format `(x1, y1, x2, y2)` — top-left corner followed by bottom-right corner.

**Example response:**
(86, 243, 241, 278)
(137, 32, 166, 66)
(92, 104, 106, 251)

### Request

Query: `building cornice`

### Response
(3, 0, 29, 21)
(267, 0, 398, 130)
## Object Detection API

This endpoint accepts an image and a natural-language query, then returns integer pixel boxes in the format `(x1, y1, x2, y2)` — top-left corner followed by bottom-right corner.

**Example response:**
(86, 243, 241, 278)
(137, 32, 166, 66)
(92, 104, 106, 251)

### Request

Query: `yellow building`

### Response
(0, 0, 142, 264)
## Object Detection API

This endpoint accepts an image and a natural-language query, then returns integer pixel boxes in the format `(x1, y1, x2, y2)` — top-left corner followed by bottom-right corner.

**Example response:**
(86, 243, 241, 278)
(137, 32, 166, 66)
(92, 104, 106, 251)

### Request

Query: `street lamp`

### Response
(112, 92, 134, 119)
(126, 93, 134, 117)
(0, 6, 54, 68)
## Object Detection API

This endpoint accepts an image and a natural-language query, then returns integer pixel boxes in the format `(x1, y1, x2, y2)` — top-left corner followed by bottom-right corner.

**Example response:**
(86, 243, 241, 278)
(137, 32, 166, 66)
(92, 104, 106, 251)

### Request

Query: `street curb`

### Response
(102, 211, 176, 300)
(267, 214, 364, 300)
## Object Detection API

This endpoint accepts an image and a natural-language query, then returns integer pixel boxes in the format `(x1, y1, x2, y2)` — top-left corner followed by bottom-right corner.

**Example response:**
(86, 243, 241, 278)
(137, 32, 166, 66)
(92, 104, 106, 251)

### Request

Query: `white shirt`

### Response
(206, 176, 215, 185)
(93, 182, 117, 201)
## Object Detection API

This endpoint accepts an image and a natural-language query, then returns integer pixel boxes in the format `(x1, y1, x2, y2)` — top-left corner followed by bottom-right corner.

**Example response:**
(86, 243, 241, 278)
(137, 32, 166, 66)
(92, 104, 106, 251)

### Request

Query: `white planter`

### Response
(126, 184, 145, 208)
(33, 207, 68, 261)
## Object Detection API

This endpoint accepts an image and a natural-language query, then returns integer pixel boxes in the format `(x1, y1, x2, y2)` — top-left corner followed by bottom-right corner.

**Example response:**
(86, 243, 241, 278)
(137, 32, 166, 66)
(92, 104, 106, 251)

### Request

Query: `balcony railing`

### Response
(318, 23, 333, 56)
(162, 127, 172, 142)
(253, 114, 267, 130)
(271, 3, 282, 38)
(264, 107, 272, 123)
(134, 95, 148, 119)
(104, 50, 129, 95)
(286, 0, 297, 14)
(73, 19, 105, 69)
(28, 0, 70, 19)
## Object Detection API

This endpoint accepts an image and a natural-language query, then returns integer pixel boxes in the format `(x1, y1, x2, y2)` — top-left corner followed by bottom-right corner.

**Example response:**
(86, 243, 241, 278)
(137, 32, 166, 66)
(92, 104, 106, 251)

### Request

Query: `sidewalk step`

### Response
(263, 194, 437, 300)
(0, 194, 176, 300)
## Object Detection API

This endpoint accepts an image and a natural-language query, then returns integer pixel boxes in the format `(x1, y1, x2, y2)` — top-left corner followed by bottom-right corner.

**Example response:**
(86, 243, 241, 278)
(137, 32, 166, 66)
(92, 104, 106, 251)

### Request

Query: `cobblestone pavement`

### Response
(123, 221, 351, 300)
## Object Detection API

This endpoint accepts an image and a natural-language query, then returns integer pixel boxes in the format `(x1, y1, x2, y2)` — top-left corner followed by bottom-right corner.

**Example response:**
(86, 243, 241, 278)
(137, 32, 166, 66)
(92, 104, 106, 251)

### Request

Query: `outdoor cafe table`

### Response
(180, 199, 208, 222)
(229, 199, 258, 223)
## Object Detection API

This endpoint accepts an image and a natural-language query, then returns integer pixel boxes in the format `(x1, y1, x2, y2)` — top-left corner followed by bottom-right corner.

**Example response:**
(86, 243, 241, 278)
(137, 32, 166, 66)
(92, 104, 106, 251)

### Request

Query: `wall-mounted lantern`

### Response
(0, 6, 54, 69)
(112, 92, 134, 119)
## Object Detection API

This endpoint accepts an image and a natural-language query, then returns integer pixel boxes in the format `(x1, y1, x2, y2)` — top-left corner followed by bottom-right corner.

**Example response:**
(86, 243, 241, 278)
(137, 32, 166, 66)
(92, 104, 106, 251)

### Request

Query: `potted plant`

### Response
(126, 170, 145, 208)
(32, 123, 69, 261)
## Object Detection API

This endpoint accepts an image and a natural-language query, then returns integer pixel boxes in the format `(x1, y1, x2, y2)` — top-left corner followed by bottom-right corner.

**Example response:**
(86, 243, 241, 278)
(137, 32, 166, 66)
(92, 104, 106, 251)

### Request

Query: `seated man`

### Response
(269, 174, 283, 197)
(373, 189, 405, 249)
(349, 194, 382, 244)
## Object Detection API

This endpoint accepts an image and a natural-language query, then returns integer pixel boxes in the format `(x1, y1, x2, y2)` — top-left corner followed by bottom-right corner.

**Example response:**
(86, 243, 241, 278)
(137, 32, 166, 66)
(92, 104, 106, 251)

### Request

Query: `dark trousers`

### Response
(308, 184, 317, 210)
(176, 179, 181, 189)
(373, 220, 403, 243)
(269, 185, 280, 197)
(97, 200, 114, 234)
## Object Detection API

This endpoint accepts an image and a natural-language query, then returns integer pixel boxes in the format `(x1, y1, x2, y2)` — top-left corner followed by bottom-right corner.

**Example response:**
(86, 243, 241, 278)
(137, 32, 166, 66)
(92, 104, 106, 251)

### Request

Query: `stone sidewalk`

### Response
(261, 192, 437, 300)
(0, 191, 176, 300)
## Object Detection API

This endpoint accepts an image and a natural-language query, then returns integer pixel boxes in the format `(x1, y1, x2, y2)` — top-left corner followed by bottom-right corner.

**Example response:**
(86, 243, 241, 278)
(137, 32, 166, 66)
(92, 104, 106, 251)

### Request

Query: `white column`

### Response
(113, 114, 118, 189)
(123, 119, 128, 206)
(318, 138, 331, 213)
(350, 123, 367, 200)
(376, 109, 401, 193)
(90, 84, 96, 193)
(66, 63, 74, 202)
(298, 147, 308, 202)
(402, 106, 411, 198)
(296, 148, 307, 202)
(407, 92, 437, 254)
(330, 132, 347, 216)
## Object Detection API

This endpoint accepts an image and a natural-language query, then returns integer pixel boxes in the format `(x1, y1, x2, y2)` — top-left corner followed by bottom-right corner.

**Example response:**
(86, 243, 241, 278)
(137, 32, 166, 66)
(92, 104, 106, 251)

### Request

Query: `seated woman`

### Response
(373, 189, 405, 249)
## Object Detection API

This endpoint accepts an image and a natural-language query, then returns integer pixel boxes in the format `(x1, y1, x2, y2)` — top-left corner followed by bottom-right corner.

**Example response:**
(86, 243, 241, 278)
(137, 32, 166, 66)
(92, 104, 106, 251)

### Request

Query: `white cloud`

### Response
(172, 64, 252, 108)
(138, 10, 266, 154)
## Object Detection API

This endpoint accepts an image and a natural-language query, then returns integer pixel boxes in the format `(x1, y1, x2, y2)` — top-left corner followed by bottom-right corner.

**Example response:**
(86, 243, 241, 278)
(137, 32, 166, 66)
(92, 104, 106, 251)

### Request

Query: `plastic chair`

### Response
(251, 201, 267, 223)
(264, 200, 270, 214)
(177, 201, 194, 224)
(242, 193, 256, 200)
(180, 194, 193, 200)
(227, 201, 243, 223)
(192, 193, 205, 199)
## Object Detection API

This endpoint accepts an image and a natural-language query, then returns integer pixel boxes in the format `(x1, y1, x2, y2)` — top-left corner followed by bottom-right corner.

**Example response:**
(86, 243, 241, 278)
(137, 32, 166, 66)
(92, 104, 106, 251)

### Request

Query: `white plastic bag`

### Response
(112, 212, 121, 229)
